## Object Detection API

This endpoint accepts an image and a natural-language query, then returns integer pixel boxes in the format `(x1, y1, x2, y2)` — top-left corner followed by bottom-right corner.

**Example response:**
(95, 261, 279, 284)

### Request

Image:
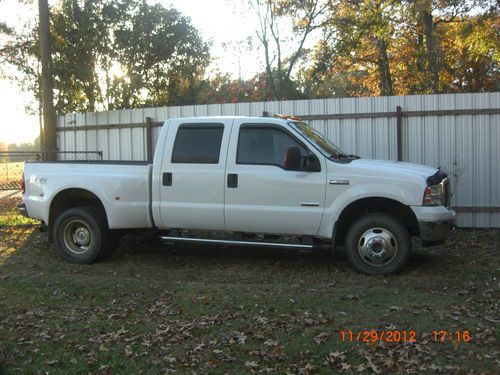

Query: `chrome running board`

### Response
(160, 236, 314, 249)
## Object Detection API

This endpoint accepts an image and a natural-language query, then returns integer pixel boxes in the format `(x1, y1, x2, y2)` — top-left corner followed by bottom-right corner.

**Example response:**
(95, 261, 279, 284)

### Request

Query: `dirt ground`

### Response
(0, 195, 498, 374)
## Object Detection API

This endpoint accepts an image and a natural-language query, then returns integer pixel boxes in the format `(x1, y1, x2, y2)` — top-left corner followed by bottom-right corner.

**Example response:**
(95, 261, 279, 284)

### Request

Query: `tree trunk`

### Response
(261, 39, 278, 100)
(38, 0, 57, 160)
(375, 38, 394, 96)
(423, 11, 439, 93)
(84, 83, 95, 112)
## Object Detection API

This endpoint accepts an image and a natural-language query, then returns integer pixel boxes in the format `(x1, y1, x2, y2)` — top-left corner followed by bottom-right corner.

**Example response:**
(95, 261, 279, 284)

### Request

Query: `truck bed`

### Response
(26, 160, 150, 165)
(23, 161, 153, 229)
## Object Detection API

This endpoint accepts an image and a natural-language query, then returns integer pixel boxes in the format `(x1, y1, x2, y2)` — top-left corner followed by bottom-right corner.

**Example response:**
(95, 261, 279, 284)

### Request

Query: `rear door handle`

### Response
(227, 173, 238, 188)
(163, 172, 172, 186)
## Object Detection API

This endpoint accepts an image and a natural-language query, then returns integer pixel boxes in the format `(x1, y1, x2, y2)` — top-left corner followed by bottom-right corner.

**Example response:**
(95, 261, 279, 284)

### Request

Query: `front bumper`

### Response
(17, 202, 30, 218)
(418, 218, 455, 246)
(411, 206, 456, 247)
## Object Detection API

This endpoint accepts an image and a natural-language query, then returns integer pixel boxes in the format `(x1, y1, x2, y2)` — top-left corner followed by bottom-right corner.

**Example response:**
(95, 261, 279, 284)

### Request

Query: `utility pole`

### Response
(38, 0, 56, 160)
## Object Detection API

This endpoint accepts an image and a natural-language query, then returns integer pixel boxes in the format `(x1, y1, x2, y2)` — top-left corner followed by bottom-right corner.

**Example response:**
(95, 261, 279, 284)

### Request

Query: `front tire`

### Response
(53, 206, 110, 264)
(345, 213, 411, 275)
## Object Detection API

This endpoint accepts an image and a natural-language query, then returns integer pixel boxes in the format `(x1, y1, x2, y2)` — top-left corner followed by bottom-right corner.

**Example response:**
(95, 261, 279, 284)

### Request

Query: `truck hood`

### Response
(349, 159, 438, 180)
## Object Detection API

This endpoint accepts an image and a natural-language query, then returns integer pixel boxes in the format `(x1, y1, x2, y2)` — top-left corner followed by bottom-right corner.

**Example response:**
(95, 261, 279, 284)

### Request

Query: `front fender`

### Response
(317, 183, 415, 239)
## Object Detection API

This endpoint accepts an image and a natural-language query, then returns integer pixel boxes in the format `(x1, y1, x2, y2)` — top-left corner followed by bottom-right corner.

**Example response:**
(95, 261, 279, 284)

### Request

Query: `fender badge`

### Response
(329, 179, 350, 185)
(31, 176, 47, 184)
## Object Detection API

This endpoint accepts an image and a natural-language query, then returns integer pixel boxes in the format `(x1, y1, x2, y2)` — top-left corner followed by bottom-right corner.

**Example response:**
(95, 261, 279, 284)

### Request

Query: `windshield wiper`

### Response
(335, 153, 360, 160)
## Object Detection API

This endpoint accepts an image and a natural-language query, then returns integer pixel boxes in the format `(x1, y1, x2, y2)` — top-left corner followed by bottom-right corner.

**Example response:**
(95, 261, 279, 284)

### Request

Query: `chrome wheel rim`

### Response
(63, 219, 92, 255)
(358, 227, 398, 267)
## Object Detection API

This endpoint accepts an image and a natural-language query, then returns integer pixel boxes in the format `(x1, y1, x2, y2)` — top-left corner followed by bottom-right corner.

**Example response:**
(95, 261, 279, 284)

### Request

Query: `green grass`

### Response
(0, 194, 37, 227)
(0, 214, 498, 374)
(0, 211, 37, 226)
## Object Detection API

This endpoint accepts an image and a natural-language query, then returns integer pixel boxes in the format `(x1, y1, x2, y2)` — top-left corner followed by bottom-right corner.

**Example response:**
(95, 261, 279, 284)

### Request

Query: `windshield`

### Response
(289, 121, 346, 159)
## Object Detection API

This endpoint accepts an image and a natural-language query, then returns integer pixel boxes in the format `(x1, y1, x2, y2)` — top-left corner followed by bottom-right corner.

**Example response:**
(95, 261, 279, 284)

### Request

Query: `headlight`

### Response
(423, 178, 449, 206)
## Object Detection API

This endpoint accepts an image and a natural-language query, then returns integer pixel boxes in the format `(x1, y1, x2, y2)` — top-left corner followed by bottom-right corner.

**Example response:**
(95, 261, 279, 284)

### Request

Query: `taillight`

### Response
(21, 173, 25, 194)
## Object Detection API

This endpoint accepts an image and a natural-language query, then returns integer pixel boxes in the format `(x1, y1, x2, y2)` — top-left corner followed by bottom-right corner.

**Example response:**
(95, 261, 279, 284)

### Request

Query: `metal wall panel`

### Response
(55, 93, 500, 227)
(399, 93, 500, 227)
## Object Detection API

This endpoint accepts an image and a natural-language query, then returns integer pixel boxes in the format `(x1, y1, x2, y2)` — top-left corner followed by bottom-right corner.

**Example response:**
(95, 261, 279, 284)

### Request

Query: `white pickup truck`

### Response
(19, 116, 455, 275)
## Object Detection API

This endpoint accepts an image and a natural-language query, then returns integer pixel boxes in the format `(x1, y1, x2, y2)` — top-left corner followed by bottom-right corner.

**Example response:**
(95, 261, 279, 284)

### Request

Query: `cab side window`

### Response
(237, 125, 307, 169)
(172, 124, 224, 164)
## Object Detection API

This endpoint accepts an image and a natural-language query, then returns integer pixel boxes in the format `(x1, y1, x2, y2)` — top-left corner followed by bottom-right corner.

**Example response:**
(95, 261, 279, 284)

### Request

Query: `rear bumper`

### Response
(411, 206, 456, 246)
(17, 203, 29, 218)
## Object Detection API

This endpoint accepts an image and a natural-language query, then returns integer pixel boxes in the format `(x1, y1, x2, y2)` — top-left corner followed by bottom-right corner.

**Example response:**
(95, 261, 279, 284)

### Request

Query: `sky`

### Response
(0, 0, 264, 145)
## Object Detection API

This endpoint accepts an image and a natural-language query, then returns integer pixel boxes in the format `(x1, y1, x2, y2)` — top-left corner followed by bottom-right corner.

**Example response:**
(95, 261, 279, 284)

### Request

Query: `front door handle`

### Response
(227, 173, 238, 188)
(163, 172, 172, 186)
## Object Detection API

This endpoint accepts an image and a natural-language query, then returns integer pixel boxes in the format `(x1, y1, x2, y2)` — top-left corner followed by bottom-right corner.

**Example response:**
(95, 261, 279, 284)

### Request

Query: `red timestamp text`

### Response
(340, 330, 417, 343)
(432, 330, 471, 342)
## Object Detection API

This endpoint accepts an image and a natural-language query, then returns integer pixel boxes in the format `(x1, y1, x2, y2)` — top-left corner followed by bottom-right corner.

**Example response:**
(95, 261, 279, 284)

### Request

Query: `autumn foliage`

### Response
(0, 0, 498, 113)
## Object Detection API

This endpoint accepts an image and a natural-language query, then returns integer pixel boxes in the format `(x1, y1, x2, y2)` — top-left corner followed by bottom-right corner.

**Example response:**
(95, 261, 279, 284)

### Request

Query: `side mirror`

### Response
(284, 146, 302, 170)
(305, 154, 321, 172)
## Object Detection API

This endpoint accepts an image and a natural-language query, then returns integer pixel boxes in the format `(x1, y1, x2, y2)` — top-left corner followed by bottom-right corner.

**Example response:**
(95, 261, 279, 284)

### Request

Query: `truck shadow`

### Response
(0, 226, 40, 272)
(106, 232, 441, 274)
(0, 227, 470, 281)
(114, 234, 340, 263)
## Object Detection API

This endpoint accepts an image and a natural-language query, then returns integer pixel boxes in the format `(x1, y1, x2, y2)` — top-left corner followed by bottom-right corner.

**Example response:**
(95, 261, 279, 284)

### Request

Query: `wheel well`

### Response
(334, 197, 418, 247)
(48, 188, 107, 242)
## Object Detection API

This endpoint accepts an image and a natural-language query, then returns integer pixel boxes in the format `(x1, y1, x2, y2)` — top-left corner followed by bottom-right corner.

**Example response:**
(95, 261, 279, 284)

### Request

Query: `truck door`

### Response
(157, 119, 232, 230)
(224, 120, 326, 236)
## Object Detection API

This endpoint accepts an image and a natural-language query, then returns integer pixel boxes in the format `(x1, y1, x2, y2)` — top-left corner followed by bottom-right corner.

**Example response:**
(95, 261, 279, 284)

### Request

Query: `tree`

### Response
(398, 0, 497, 93)
(325, 0, 400, 96)
(251, 0, 332, 100)
(111, 1, 209, 108)
(0, 21, 13, 68)
(195, 70, 283, 104)
(3, 0, 498, 111)
(4, 0, 210, 114)
(49, 0, 111, 112)
(300, 0, 498, 97)
(439, 13, 499, 92)
(1, 19, 36, 80)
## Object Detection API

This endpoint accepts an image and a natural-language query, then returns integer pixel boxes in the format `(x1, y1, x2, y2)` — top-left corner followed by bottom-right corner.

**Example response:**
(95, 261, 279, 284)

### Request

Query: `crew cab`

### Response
(19, 116, 455, 275)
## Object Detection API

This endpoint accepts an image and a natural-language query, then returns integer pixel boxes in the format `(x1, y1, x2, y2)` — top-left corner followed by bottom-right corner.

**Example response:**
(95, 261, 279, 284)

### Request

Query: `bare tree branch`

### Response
(251, 0, 334, 99)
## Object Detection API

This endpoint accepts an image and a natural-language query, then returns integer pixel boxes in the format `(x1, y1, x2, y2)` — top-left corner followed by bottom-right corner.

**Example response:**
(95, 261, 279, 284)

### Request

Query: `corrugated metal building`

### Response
(57, 92, 500, 228)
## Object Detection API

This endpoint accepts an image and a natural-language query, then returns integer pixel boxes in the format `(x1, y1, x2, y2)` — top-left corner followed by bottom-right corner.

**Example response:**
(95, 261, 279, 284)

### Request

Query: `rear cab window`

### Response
(172, 123, 224, 164)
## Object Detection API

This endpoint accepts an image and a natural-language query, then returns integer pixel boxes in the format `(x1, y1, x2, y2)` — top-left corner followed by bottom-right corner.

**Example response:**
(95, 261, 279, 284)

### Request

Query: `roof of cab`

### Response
(165, 115, 300, 123)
